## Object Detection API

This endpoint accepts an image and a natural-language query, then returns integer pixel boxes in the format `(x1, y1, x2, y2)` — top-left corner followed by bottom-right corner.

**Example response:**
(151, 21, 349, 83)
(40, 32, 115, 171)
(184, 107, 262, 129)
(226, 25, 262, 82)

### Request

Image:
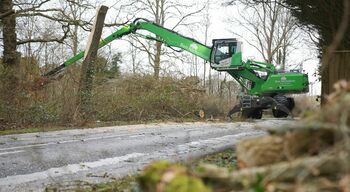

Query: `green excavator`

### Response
(44, 18, 309, 119)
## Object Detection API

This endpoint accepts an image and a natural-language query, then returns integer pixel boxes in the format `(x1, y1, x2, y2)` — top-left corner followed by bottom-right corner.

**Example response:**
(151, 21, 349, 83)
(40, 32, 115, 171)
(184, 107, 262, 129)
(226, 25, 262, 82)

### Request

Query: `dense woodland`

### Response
(0, 0, 349, 128)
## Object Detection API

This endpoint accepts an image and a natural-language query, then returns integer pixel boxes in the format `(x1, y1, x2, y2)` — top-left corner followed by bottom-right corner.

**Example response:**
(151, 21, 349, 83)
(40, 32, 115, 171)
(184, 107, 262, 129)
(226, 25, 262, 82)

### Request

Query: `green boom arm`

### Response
(44, 18, 212, 77)
(133, 20, 212, 60)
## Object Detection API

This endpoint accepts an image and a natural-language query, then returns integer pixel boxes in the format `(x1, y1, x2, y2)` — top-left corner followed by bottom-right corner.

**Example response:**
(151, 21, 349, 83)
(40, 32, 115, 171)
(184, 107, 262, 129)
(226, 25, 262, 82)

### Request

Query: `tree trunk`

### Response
(72, 25, 79, 55)
(152, 0, 164, 79)
(322, 51, 350, 102)
(321, 62, 330, 105)
(154, 41, 162, 79)
(321, 51, 350, 104)
(131, 43, 137, 74)
(0, 0, 19, 121)
(77, 6, 108, 121)
(208, 68, 212, 94)
(203, 17, 209, 87)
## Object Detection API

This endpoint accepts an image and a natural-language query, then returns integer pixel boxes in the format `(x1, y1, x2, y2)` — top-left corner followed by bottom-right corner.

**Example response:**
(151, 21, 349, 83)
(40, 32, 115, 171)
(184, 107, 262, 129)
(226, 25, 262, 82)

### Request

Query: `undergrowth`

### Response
(0, 74, 234, 129)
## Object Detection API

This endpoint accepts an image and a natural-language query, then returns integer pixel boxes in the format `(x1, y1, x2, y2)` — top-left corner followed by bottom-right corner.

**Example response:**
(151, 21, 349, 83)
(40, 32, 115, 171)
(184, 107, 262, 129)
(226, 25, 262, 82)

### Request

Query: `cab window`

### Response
(213, 42, 237, 64)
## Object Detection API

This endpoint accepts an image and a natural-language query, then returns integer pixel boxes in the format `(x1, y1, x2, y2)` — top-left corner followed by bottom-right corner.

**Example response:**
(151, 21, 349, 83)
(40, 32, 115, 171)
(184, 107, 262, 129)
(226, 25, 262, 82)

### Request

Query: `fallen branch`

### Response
(197, 152, 349, 190)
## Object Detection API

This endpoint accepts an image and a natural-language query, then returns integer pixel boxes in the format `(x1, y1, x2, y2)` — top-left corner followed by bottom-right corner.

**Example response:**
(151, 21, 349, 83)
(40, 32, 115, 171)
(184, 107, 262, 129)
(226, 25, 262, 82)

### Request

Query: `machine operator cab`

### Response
(210, 39, 243, 69)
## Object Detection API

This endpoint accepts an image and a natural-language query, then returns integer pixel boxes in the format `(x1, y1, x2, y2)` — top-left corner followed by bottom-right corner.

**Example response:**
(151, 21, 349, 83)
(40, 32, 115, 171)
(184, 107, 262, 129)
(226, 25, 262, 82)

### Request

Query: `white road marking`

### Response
(0, 150, 24, 156)
(0, 152, 145, 186)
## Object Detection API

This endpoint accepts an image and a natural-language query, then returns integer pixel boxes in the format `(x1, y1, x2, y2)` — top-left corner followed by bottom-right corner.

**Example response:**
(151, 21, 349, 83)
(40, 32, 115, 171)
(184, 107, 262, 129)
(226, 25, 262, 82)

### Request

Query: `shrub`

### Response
(93, 75, 205, 121)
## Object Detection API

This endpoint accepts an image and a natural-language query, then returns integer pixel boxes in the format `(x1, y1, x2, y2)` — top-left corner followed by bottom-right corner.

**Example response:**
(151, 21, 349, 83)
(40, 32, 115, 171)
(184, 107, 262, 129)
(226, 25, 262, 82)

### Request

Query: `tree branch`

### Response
(17, 24, 70, 45)
(0, 9, 15, 19)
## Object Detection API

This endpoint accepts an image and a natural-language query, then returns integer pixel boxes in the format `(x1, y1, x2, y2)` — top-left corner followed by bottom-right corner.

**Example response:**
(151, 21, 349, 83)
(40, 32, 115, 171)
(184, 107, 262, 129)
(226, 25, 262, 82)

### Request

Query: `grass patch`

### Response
(90, 176, 138, 192)
(0, 125, 90, 135)
(45, 176, 138, 192)
(0, 127, 60, 135)
(187, 149, 237, 172)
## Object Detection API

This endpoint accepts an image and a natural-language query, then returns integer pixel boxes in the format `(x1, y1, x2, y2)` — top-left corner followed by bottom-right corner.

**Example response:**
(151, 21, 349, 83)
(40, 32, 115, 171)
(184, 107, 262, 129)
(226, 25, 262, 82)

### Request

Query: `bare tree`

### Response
(129, 40, 142, 75)
(58, 0, 94, 55)
(201, 0, 211, 87)
(125, 0, 205, 79)
(227, 0, 298, 68)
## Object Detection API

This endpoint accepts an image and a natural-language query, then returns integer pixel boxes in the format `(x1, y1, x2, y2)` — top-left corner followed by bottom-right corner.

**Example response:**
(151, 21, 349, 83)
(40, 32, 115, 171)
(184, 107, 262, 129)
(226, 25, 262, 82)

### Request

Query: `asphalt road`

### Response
(0, 119, 292, 191)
